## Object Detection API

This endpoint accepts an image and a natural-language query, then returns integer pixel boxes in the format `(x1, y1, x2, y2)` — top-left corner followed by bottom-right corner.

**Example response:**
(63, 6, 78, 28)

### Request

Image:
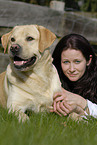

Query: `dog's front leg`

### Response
(7, 102, 29, 122)
(7, 89, 29, 122)
(8, 103, 29, 122)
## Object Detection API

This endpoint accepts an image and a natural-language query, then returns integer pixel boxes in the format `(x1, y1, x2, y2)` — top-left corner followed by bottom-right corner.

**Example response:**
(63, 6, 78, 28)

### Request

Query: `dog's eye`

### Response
(26, 37, 34, 41)
(11, 37, 15, 42)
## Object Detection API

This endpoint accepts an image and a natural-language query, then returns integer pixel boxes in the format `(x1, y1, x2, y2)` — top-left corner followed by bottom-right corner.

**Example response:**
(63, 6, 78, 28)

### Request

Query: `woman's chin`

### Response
(68, 76, 79, 82)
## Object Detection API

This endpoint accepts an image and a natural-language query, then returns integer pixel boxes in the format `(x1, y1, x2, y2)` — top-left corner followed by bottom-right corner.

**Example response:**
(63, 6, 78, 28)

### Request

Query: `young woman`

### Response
(51, 33, 97, 118)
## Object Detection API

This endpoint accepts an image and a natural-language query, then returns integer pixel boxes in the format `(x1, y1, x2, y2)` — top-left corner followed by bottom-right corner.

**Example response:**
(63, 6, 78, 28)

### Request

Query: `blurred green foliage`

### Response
(81, 0, 97, 12)
(12, 0, 97, 12)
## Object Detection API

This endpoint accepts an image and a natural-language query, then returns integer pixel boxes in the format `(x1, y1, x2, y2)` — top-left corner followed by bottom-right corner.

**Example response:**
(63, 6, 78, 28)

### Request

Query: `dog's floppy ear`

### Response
(1, 31, 12, 53)
(38, 26, 56, 53)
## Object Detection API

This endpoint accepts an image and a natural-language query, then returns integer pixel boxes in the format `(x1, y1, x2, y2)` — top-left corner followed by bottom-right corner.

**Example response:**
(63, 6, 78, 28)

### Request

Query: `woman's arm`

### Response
(51, 88, 88, 116)
(54, 88, 87, 109)
(52, 88, 97, 118)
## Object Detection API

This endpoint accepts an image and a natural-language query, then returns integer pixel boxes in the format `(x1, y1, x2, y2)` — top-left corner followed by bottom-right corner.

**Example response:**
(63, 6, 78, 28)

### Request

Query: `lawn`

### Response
(0, 107, 97, 145)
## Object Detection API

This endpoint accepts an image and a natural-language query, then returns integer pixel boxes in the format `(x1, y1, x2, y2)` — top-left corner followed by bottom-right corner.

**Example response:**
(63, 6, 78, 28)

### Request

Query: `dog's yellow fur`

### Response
(0, 25, 62, 121)
(0, 25, 85, 122)
(0, 71, 7, 107)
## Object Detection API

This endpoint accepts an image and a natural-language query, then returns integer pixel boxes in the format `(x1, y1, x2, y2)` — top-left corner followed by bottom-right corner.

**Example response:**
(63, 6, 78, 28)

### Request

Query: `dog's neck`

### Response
(5, 50, 54, 95)
(32, 50, 53, 72)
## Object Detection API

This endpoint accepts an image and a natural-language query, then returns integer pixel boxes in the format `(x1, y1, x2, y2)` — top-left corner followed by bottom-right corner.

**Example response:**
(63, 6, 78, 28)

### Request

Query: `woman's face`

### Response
(61, 48, 90, 82)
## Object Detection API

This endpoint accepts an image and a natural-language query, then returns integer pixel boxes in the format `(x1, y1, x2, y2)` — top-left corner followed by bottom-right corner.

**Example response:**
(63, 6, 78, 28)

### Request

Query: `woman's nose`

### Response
(69, 63, 75, 72)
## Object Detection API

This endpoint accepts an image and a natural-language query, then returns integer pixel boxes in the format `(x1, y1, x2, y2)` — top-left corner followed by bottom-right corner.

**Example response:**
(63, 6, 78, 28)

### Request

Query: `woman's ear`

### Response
(87, 55, 92, 66)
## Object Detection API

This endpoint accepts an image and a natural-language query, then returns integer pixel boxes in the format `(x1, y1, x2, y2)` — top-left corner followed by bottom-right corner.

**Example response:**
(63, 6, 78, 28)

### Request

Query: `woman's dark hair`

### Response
(52, 33, 97, 103)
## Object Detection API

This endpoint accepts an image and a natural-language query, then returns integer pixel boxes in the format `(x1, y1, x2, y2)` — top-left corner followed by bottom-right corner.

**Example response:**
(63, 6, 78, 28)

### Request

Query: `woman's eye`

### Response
(75, 60, 81, 64)
(63, 61, 69, 64)
(26, 37, 34, 41)
(11, 37, 15, 42)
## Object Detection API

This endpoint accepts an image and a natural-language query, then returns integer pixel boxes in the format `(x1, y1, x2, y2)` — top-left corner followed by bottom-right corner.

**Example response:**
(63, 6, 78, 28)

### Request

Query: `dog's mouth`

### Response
(12, 56, 37, 69)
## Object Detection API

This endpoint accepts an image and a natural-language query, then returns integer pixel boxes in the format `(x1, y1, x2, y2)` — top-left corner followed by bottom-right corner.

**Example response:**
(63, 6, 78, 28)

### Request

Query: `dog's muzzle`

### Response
(10, 44, 37, 70)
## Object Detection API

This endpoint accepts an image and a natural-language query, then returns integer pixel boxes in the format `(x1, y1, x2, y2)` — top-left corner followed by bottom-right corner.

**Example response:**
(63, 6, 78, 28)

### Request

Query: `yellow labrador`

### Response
(0, 25, 85, 122)
(0, 25, 62, 121)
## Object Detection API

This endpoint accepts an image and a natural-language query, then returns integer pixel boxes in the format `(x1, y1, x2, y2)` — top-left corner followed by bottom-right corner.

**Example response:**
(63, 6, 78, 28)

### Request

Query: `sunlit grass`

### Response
(0, 106, 97, 145)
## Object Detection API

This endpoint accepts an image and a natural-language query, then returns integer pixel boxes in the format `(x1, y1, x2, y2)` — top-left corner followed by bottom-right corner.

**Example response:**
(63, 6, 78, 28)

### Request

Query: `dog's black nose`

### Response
(10, 44, 20, 55)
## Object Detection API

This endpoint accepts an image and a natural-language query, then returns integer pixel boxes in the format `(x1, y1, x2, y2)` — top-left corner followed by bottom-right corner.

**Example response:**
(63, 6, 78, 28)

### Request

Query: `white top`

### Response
(87, 100, 97, 118)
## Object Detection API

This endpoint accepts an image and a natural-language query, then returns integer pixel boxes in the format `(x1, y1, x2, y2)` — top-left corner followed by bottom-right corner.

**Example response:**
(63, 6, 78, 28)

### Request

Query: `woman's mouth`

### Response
(68, 73, 77, 77)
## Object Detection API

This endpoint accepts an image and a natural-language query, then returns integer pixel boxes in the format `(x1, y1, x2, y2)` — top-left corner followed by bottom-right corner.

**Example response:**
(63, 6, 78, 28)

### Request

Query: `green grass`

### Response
(0, 107, 97, 145)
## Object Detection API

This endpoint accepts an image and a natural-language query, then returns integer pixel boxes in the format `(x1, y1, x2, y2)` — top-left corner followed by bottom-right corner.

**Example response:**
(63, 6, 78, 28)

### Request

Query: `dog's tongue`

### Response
(14, 61, 28, 66)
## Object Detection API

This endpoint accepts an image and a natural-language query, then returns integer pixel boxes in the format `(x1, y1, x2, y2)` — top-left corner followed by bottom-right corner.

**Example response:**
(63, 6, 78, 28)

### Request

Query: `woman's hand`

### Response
(51, 88, 87, 116)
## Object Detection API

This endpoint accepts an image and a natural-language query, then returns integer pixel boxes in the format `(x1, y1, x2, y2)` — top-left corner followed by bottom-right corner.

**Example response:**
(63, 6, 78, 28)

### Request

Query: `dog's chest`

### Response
(8, 84, 53, 113)
(6, 68, 53, 112)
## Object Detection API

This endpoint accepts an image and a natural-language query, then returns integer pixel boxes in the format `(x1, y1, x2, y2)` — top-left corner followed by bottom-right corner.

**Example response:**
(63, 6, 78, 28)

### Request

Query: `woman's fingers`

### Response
(56, 101, 67, 116)
(75, 106, 85, 115)
(54, 96, 64, 102)
(53, 89, 67, 102)
(53, 101, 71, 116)
(60, 101, 72, 114)
(53, 101, 66, 116)
(53, 92, 62, 99)
(63, 102, 73, 111)
(53, 101, 62, 116)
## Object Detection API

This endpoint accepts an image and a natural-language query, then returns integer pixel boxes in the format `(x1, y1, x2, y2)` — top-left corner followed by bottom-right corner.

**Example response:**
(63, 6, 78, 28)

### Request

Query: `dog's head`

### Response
(1, 25, 56, 71)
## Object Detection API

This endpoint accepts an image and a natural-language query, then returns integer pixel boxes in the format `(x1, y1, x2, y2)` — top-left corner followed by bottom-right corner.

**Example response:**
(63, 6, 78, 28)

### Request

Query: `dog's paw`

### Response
(18, 112, 29, 122)
(8, 108, 29, 122)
